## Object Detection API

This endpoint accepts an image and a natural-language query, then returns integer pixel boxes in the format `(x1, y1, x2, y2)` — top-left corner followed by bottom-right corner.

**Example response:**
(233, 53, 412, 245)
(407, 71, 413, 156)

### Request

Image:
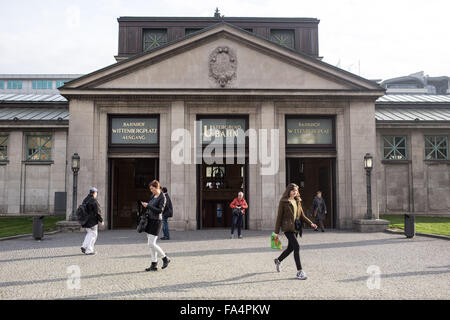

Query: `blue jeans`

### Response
(231, 213, 243, 236)
(162, 216, 170, 238)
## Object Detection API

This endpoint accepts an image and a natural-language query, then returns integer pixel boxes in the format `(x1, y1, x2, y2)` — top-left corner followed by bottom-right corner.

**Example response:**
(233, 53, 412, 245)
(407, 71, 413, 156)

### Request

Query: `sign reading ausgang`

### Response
(111, 118, 158, 145)
(286, 118, 333, 145)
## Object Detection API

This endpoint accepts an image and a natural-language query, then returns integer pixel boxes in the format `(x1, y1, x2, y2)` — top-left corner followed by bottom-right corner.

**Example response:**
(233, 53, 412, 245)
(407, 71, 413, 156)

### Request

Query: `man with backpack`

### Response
(160, 187, 173, 240)
(80, 187, 103, 255)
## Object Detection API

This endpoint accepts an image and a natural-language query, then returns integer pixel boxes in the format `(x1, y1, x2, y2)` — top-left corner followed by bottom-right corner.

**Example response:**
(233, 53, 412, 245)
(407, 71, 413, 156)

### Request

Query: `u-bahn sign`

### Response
(200, 118, 246, 145)
(110, 117, 158, 145)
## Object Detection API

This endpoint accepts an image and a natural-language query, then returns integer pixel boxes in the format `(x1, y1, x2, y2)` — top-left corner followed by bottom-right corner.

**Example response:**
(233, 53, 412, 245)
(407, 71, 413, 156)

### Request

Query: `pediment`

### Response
(61, 23, 382, 93)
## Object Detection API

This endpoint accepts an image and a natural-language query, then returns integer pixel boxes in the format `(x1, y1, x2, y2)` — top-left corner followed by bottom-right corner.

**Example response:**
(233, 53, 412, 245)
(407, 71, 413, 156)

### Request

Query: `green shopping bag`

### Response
(271, 232, 282, 250)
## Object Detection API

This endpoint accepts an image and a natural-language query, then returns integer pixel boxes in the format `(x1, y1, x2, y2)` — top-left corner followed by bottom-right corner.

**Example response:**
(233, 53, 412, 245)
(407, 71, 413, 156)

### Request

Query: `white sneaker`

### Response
(274, 259, 281, 273)
(296, 270, 307, 280)
(230, 234, 234, 239)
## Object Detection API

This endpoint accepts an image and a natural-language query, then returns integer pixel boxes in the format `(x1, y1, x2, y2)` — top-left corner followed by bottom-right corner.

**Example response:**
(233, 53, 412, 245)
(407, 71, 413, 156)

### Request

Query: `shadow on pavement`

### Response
(65, 271, 288, 299)
(338, 269, 450, 283)
(0, 236, 432, 264)
(112, 237, 432, 260)
(0, 270, 144, 288)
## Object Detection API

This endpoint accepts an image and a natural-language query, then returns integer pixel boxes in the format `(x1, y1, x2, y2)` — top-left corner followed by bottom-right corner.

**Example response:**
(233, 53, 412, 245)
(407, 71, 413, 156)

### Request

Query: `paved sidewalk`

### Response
(0, 229, 449, 299)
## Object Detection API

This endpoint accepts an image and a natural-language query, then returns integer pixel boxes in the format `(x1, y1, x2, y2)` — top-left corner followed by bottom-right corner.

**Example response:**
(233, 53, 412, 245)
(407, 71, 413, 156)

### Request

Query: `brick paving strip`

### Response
(384, 229, 450, 241)
(0, 229, 449, 300)
(0, 231, 61, 242)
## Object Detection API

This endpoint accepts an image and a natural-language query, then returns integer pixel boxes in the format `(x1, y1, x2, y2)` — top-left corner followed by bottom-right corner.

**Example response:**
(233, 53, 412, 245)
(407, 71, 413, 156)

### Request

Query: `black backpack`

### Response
(163, 193, 173, 218)
(76, 202, 89, 225)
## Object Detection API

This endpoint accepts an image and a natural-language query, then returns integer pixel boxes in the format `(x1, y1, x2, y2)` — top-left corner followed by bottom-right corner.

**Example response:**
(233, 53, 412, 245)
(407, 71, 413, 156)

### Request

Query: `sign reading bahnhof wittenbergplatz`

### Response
(110, 117, 158, 144)
(286, 118, 333, 145)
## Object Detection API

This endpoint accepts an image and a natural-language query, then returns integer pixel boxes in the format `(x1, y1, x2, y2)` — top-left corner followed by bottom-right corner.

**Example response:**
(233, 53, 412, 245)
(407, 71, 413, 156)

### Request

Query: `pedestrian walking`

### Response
(141, 180, 171, 271)
(80, 187, 103, 255)
(160, 187, 173, 240)
(312, 191, 328, 232)
(229, 192, 248, 239)
(273, 183, 317, 280)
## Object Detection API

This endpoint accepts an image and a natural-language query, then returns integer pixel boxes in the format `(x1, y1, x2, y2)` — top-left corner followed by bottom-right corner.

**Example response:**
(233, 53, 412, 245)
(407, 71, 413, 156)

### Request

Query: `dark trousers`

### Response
(318, 219, 325, 231)
(231, 213, 243, 236)
(162, 216, 170, 238)
(278, 232, 302, 271)
(315, 215, 325, 230)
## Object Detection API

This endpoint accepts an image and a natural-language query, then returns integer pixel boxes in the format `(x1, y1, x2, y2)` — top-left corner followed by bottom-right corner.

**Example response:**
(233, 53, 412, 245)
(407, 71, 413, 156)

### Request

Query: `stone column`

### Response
(62, 99, 96, 231)
(169, 100, 189, 230)
(259, 101, 278, 230)
(48, 130, 68, 214)
(410, 130, 426, 213)
(248, 112, 261, 230)
(335, 111, 349, 228)
(348, 100, 388, 232)
(6, 131, 22, 214)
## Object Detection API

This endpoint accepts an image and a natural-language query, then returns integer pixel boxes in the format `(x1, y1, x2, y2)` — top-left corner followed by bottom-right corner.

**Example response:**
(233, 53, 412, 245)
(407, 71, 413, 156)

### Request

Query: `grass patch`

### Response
(0, 216, 66, 238)
(381, 214, 450, 237)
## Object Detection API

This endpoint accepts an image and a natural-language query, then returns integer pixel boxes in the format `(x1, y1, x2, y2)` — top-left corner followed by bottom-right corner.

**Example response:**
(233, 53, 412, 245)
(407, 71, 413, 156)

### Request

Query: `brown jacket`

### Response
(274, 198, 313, 234)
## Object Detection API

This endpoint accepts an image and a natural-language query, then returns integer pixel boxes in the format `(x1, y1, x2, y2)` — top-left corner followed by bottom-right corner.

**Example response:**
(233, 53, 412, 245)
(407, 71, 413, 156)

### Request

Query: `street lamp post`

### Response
(70, 153, 80, 221)
(364, 153, 373, 220)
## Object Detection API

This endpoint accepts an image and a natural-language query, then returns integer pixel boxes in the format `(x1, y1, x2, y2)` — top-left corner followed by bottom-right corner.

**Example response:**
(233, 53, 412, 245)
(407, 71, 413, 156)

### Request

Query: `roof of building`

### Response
(376, 94, 450, 104)
(0, 74, 83, 80)
(61, 22, 383, 93)
(0, 93, 67, 103)
(375, 107, 450, 122)
(0, 107, 69, 121)
(117, 16, 320, 23)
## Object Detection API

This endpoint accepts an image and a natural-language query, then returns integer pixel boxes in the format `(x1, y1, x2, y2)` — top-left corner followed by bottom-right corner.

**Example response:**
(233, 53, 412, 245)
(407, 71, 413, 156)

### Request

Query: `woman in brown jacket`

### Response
(274, 183, 317, 280)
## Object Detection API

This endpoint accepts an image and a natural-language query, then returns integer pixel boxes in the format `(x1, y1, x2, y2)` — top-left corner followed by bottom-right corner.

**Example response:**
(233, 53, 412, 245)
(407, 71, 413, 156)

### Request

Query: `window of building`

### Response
(26, 135, 52, 161)
(7, 80, 22, 89)
(425, 136, 448, 160)
(204, 166, 226, 189)
(383, 136, 407, 160)
(185, 28, 203, 35)
(270, 29, 295, 49)
(0, 136, 7, 160)
(0, 81, 4, 89)
(55, 81, 66, 88)
(143, 29, 168, 51)
(32, 80, 53, 90)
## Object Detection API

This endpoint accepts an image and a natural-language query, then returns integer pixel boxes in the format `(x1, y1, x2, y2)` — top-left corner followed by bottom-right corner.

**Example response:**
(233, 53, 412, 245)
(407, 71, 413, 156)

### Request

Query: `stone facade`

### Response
(60, 24, 384, 231)
(377, 124, 450, 217)
(0, 129, 68, 215)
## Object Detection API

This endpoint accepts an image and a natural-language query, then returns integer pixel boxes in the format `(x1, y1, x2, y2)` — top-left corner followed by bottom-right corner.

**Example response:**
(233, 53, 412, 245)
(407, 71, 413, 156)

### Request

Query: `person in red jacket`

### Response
(229, 192, 248, 239)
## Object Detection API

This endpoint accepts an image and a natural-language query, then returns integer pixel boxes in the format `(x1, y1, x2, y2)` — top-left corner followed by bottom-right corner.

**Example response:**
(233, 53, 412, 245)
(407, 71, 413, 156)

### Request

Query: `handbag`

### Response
(271, 232, 282, 250)
(137, 214, 148, 233)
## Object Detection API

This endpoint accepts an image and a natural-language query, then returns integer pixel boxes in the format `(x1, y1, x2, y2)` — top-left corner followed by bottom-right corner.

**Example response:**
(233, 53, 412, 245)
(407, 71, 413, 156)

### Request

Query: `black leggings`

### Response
(277, 232, 302, 271)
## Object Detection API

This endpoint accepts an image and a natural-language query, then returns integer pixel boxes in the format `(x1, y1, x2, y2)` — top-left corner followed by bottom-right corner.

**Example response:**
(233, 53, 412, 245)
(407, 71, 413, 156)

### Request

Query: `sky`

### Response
(0, 0, 448, 81)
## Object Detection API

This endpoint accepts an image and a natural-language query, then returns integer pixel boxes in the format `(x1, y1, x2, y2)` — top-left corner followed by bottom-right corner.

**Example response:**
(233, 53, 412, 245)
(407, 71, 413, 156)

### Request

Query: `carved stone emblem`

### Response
(209, 46, 237, 88)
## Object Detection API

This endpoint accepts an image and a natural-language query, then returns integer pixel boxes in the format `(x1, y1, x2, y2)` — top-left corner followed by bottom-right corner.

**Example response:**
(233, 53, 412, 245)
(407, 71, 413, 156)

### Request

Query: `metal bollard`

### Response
(404, 214, 415, 238)
(33, 216, 44, 240)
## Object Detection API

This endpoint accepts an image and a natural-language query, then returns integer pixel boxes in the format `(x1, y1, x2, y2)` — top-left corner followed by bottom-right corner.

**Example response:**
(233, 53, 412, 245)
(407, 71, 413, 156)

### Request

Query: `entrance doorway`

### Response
(109, 158, 158, 229)
(286, 158, 335, 228)
(198, 160, 247, 229)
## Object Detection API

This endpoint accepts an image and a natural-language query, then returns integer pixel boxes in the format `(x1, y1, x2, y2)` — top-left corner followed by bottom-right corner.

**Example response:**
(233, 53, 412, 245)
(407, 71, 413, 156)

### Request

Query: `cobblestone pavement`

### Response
(0, 229, 449, 299)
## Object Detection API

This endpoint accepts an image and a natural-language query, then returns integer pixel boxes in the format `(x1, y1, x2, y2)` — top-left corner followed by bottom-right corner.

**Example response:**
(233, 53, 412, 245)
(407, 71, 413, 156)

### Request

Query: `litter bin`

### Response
(33, 216, 44, 240)
(404, 214, 415, 238)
